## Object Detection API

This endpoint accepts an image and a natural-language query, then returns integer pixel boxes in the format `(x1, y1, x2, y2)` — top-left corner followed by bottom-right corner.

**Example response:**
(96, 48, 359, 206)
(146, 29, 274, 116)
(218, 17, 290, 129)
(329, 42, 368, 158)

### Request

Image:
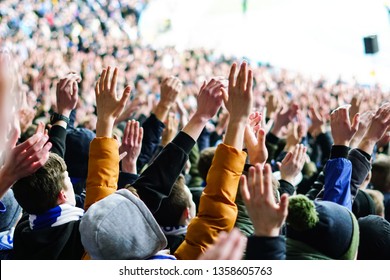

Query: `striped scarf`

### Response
(0, 228, 14, 251)
(29, 204, 84, 230)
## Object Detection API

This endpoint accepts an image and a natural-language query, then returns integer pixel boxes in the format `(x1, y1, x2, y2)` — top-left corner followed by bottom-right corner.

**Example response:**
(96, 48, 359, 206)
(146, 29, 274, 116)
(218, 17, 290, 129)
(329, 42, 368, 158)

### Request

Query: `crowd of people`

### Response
(1, 0, 390, 260)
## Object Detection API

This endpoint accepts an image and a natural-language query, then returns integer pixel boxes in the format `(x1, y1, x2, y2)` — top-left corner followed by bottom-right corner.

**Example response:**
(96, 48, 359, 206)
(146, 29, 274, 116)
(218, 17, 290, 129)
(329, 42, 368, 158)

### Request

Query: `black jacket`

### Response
(13, 214, 84, 260)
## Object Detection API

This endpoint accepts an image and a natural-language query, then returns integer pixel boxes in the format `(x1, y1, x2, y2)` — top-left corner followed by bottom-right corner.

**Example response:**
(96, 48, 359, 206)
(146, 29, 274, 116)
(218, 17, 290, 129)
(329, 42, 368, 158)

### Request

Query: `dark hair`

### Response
(13, 153, 68, 214)
(198, 147, 217, 181)
(153, 175, 191, 226)
(371, 155, 390, 192)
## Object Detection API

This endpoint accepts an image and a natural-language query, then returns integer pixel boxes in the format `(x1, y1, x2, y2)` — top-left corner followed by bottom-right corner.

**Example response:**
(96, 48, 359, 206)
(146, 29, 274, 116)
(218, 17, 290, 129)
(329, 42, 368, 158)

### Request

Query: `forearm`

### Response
(224, 120, 246, 150)
(152, 103, 170, 123)
(181, 114, 209, 142)
(357, 138, 376, 156)
(96, 118, 115, 138)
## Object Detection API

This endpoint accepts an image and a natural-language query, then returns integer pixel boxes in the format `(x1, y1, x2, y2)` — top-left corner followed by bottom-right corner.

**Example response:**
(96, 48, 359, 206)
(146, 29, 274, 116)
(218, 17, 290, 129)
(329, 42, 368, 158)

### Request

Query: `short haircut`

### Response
(153, 175, 191, 226)
(198, 147, 217, 181)
(13, 153, 68, 214)
(364, 189, 385, 217)
(371, 154, 390, 193)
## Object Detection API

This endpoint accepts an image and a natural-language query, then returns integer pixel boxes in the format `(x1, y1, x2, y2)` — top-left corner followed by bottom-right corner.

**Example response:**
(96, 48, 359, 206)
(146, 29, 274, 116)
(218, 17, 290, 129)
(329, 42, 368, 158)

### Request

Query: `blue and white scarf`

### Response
(160, 225, 187, 236)
(0, 227, 15, 250)
(29, 204, 84, 230)
(147, 249, 176, 260)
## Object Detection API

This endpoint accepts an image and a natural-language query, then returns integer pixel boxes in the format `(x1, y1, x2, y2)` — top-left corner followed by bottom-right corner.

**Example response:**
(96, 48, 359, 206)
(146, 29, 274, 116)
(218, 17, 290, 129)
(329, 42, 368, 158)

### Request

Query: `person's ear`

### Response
(57, 190, 67, 205)
(179, 207, 190, 224)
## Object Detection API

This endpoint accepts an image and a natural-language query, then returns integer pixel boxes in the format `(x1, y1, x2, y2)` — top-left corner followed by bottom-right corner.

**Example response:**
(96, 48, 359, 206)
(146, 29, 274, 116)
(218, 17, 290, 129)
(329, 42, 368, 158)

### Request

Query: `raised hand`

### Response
(56, 73, 82, 117)
(308, 106, 326, 138)
(119, 120, 143, 174)
(161, 112, 179, 146)
(271, 103, 299, 138)
(245, 112, 268, 165)
(222, 62, 253, 123)
(95, 67, 131, 137)
(349, 95, 362, 122)
(240, 163, 288, 237)
(153, 76, 182, 122)
(330, 105, 360, 146)
(277, 144, 307, 185)
(359, 103, 390, 154)
(114, 95, 146, 125)
(221, 62, 253, 150)
(198, 228, 246, 260)
(0, 124, 52, 198)
(349, 110, 375, 148)
(265, 93, 279, 119)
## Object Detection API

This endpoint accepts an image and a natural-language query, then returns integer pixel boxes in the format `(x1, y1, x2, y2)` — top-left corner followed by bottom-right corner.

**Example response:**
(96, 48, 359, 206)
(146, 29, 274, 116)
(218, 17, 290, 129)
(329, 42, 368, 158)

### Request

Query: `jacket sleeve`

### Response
(136, 114, 165, 173)
(132, 131, 195, 214)
(48, 125, 67, 158)
(323, 145, 352, 210)
(315, 132, 333, 167)
(174, 144, 247, 260)
(348, 148, 371, 202)
(245, 236, 286, 260)
(84, 138, 119, 211)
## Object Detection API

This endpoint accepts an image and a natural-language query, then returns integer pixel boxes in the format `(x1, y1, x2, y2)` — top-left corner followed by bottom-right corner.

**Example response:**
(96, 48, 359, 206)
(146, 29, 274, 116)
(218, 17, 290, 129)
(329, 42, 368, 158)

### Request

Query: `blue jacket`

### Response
(323, 145, 352, 210)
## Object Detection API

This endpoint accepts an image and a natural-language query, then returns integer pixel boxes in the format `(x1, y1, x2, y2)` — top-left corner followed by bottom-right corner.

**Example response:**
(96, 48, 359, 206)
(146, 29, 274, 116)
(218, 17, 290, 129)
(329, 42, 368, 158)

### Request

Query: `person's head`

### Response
(371, 154, 390, 193)
(358, 215, 390, 260)
(364, 189, 385, 217)
(80, 189, 167, 260)
(13, 153, 75, 214)
(286, 195, 359, 260)
(153, 174, 196, 226)
(352, 189, 376, 219)
(198, 146, 217, 182)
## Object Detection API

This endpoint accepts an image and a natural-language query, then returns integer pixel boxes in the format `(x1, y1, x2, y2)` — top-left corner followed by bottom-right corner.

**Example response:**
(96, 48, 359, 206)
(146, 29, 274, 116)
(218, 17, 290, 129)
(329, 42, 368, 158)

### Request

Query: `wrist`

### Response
(254, 227, 280, 237)
(333, 140, 350, 146)
(96, 118, 115, 137)
(122, 160, 137, 174)
(57, 109, 71, 118)
(270, 125, 283, 138)
(358, 138, 376, 155)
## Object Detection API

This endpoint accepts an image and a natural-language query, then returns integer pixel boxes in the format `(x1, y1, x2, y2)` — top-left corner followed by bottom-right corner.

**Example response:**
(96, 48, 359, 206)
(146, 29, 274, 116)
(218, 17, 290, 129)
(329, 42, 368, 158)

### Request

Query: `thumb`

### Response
(278, 194, 289, 217)
(257, 128, 266, 146)
(351, 113, 360, 133)
(221, 87, 229, 106)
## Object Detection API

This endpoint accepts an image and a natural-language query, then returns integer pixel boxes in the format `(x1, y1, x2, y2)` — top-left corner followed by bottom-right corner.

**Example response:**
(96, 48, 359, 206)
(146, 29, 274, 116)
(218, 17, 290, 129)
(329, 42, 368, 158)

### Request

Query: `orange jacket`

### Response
(174, 143, 246, 260)
(84, 138, 119, 212)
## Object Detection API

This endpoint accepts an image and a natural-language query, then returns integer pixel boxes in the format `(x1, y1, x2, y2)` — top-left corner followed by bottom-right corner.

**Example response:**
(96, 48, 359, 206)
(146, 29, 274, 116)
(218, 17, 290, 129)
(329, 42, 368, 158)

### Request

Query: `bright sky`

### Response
(139, 0, 390, 86)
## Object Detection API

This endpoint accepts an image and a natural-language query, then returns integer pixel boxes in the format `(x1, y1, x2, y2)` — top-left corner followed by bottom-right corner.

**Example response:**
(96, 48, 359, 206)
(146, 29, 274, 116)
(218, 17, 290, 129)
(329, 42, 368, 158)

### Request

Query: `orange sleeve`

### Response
(174, 143, 246, 260)
(84, 138, 119, 211)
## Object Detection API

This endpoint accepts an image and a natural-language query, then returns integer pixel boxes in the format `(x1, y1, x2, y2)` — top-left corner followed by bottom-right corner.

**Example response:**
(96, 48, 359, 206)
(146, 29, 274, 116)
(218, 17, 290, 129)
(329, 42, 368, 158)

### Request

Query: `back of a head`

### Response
(352, 189, 376, 219)
(13, 153, 67, 214)
(65, 127, 95, 180)
(153, 175, 191, 226)
(358, 215, 390, 260)
(80, 189, 167, 260)
(364, 189, 385, 217)
(286, 195, 359, 260)
(371, 154, 390, 193)
(198, 147, 217, 182)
